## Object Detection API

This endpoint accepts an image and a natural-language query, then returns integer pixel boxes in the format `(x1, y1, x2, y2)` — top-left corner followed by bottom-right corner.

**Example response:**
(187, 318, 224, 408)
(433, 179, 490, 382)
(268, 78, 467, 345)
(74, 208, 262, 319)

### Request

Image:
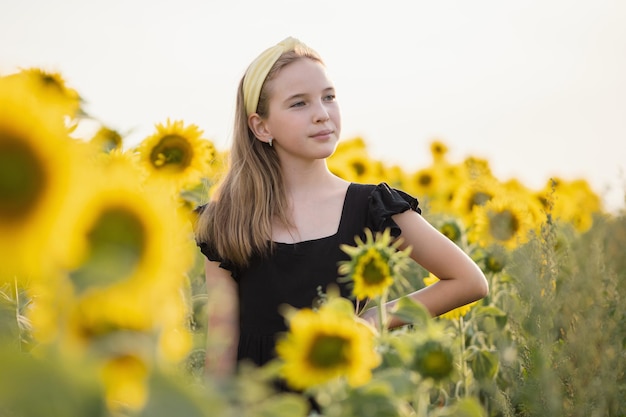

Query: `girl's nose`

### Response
(313, 102, 330, 123)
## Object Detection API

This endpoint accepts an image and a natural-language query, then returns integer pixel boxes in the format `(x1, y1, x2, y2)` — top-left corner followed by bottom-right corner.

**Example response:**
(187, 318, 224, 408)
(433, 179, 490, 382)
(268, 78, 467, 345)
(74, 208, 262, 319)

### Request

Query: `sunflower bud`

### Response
(411, 340, 454, 381)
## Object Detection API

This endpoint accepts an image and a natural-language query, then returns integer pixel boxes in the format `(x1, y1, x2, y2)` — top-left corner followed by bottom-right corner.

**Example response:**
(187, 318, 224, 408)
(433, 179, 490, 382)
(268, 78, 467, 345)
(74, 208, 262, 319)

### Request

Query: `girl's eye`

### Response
(324, 94, 336, 102)
(290, 101, 305, 108)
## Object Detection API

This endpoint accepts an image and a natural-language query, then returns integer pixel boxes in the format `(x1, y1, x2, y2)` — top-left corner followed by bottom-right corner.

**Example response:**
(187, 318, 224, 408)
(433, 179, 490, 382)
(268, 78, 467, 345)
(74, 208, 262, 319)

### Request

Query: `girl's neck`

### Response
(280, 159, 343, 195)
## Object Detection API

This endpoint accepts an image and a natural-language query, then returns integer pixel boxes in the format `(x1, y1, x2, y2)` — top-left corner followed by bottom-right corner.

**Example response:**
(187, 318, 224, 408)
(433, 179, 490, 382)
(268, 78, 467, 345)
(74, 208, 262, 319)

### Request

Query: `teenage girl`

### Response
(194, 37, 488, 376)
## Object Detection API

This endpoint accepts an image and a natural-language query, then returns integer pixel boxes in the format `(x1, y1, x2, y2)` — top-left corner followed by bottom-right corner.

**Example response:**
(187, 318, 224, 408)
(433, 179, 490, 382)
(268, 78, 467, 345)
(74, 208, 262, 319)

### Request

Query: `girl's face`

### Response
(261, 58, 341, 162)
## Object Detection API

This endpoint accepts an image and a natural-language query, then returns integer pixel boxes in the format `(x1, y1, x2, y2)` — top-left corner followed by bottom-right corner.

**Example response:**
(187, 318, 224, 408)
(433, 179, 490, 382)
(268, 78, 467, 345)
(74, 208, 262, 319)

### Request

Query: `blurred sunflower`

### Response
(411, 339, 455, 381)
(0, 74, 83, 282)
(339, 228, 411, 301)
(89, 126, 123, 153)
(537, 177, 601, 232)
(331, 136, 368, 158)
(328, 147, 382, 184)
(463, 155, 493, 179)
(434, 216, 465, 245)
(450, 176, 502, 227)
(63, 158, 193, 294)
(429, 139, 449, 163)
(381, 164, 411, 190)
(100, 353, 150, 412)
(69, 287, 156, 343)
(423, 274, 478, 320)
(470, 196, 536, 250)
(407, 163, 462, 213)
(137, 119, 216, 189)
(9, 68, 82, 118)
(276, 303, 380, 390)
(501, 178, 545, 230)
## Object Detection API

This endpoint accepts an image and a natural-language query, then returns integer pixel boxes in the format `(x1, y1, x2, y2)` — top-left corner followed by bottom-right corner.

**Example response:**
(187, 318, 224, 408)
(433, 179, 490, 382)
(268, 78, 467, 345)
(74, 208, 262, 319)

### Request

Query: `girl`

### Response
(194, 37, 488, 376)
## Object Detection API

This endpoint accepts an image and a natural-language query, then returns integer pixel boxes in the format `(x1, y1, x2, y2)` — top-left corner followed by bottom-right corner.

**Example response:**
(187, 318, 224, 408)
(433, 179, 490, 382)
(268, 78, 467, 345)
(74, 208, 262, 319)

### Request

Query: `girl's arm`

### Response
(204, 259, 239, 376)
(364, 210, 489, 328)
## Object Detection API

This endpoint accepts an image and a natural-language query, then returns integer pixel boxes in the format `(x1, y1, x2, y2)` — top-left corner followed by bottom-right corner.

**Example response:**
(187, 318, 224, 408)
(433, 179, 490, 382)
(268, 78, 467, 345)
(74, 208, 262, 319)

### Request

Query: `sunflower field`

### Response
(1, 69, 624, 417)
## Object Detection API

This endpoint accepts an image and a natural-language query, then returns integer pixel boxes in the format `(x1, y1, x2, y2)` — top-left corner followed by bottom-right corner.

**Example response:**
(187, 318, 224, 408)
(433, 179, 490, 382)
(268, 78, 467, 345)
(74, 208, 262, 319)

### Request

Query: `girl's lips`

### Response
(311, 130, 333, 139)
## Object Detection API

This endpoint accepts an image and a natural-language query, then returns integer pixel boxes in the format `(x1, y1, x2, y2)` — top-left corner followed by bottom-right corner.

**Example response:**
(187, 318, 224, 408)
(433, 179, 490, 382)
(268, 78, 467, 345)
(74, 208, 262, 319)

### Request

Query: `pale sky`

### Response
(2, 0, 625, 211)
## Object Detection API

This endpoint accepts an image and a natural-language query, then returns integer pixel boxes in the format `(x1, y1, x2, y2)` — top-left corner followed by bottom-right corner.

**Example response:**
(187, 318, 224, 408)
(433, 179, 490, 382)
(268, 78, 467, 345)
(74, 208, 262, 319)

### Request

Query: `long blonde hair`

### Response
(195, 45, 324, 267)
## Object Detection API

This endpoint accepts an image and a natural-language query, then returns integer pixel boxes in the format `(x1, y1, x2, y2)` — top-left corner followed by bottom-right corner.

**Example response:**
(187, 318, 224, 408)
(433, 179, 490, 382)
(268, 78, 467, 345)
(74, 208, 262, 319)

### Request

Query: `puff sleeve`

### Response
(367, 182, 421, 238)
(194, 204, 239, 279)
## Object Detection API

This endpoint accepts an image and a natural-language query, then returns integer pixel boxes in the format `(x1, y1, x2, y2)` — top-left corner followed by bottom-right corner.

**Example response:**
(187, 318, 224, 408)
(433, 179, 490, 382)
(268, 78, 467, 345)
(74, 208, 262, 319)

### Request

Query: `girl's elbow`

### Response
(474, 271, 489, 300)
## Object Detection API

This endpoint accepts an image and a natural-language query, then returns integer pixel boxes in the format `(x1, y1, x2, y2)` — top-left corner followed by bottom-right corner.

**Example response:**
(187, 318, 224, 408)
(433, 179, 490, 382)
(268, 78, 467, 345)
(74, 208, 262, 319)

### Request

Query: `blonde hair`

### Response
(195, 45, 324, 268)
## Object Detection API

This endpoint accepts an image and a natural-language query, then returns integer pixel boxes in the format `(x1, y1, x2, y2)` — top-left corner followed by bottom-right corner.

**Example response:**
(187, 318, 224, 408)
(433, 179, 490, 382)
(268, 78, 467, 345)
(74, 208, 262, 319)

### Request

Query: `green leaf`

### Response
(471, 305, 507, 319)
(341, 381, 401, 417)
(371, 367, 415, 400)
(0, 349, 107, 417)
(0, 297, 19, 347)
(139, 371, 223, 417)
(249, 393, 309, 417)
(433, 397, 487, 417)
(471, 305, 508, 329)
(469, 349, 499, 381)
(390, 296, 431, 327)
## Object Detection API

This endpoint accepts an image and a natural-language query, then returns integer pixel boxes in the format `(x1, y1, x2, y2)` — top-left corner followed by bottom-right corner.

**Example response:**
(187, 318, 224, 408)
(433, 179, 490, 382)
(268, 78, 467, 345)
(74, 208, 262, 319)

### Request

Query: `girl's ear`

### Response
(248, 113, 272, 144)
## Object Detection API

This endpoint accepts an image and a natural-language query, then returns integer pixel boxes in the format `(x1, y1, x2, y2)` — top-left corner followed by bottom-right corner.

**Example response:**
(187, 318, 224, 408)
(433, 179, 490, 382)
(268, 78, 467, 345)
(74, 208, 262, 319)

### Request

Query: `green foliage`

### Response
(0, 348, 107, 417)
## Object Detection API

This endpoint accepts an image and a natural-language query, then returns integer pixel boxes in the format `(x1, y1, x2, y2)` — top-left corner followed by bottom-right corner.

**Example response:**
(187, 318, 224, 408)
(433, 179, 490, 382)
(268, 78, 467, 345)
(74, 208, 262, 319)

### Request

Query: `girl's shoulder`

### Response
(348, 182, 420, 214)
(354, 182, 422, 238)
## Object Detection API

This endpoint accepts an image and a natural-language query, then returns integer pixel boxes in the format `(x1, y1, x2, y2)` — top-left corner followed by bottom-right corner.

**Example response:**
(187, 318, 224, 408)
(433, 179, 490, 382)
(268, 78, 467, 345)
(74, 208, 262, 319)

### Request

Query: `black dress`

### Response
(197, 182, 420, 367)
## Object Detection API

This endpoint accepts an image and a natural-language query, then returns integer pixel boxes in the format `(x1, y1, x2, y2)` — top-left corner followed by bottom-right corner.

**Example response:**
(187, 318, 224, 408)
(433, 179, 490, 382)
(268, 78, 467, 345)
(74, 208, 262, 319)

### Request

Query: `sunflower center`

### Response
(39, 73, 66, 94)
(440, 221, 461, 242)
(307, 334, 350, 368)
(468, 191, 492, 211)
(0, 135, 46, 221)
(351, 161, 366, 176)
(71, 207, 146, 291)
(361, 256, 388, 285)
(149, 134, 193, 171)
(418, 349, 453, 380)
(488, 209, 519, 242)
(418, 173, 432, 187)
(413, 341, 454, 380)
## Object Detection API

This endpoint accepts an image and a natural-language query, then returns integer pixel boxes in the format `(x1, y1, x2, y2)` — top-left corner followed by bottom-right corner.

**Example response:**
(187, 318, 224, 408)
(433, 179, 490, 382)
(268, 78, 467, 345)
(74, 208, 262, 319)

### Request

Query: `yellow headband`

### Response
(243, 36, 305, 116)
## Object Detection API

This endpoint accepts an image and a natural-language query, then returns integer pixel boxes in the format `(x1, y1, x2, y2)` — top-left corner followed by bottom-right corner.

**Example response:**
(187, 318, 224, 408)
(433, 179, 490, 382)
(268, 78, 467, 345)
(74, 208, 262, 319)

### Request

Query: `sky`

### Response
(2, 0, 625, 211)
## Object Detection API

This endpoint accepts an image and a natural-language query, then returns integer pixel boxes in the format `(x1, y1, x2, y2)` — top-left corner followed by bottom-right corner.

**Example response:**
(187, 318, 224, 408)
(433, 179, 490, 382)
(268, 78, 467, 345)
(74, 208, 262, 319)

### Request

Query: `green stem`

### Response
(377, 290, 388, 335)
(458, 315, 470, 397)
(414, 380, 431, 417)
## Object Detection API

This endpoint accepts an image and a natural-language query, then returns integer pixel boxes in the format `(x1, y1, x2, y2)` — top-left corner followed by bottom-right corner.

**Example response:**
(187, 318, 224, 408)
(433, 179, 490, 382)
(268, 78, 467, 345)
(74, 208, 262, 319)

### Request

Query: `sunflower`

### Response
(407, 162, 462, 214)
(63, 157, 193, 295)
(100, 353, 150, 412)
(0, 74, 83, 282)
(276, 303, 380, 390)
(433, 216, 466, 245)
(429, 139, 449, 163)
(331, 136, 368, 158)
(25, 154, 194, 348)
(89, 126, 123, 153)
(469, 196, 537, 250)
(463, 155, 493, 179)
(8, 68, 82, 118)
(381, 164, 411, 191)
(328, 146, 382, 184)
(339, 228, 411, 301)
(137, 119, 216, 190)
(423, 274, 478, 320)
(537, 177, 602, 232)
(411, 339, 455, 381)
(450, 175, 502, 227)
(501, 179, 545, 231)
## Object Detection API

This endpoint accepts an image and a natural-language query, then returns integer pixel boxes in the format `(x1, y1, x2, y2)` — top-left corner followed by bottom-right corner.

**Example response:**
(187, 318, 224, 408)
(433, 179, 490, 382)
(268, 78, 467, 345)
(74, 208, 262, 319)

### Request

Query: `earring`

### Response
(268, 137, 273, 147)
